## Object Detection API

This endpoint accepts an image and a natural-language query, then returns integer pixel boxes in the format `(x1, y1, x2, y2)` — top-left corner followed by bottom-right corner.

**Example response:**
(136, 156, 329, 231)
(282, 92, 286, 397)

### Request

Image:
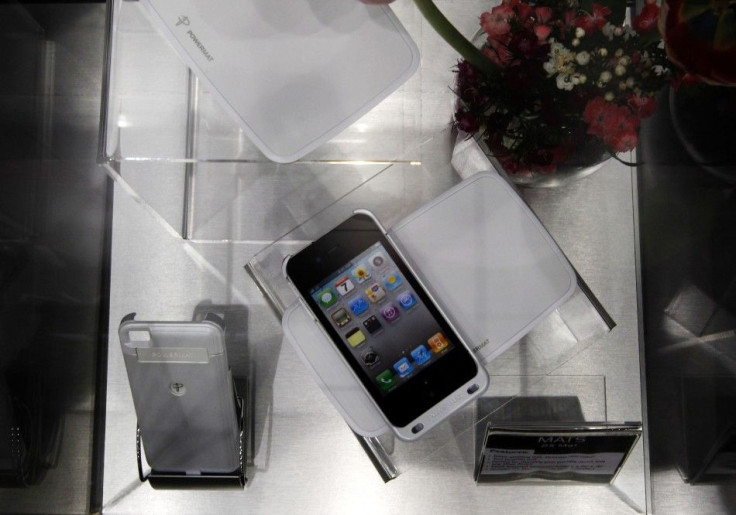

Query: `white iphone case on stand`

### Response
(141, 0, 420, 163)
(282, 171, 577, 437)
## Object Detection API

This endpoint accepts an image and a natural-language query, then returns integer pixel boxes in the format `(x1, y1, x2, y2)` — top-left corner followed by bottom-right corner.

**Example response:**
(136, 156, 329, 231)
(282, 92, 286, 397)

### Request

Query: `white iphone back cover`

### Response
(282, 171, 576, 437)
(141, 0, 420, 163)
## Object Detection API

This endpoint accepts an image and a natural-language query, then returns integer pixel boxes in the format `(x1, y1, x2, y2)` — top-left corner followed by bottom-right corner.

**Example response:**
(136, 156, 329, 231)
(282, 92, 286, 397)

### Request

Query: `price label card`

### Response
(475, 423, 641, 483)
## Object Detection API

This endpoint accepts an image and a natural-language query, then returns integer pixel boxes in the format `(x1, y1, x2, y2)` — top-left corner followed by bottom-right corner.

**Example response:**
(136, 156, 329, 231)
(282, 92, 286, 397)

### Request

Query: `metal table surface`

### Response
(100, 1, 647, 512)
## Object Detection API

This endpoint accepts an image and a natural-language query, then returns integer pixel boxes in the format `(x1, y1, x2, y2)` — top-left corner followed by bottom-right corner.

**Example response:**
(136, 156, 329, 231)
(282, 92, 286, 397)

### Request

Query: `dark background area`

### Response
(0, 2, 109, 513)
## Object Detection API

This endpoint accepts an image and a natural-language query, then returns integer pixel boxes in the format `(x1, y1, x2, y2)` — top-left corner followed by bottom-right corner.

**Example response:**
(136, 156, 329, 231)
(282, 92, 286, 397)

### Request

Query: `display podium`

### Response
(100, 0, 650, 512)
(246, 163, 619, 480)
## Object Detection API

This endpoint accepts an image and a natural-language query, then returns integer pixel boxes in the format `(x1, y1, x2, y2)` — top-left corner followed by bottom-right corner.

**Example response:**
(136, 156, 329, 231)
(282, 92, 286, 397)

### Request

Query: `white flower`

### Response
(599, 70, 612, 83)
(544, 41, 576, 77)
(556, 74, 575, 90)
(576, 51, 591, 65)
(601, 23, 615, 39)
(575, 27, 585, 38)
(615, 64, 626, 76)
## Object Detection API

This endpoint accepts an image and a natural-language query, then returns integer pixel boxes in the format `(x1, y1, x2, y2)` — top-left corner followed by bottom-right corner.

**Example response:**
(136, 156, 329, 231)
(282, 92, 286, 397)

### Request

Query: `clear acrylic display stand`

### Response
(99, 0, 431, 241)
(245, 160, 616, 480)
(472, 376, 641, 485)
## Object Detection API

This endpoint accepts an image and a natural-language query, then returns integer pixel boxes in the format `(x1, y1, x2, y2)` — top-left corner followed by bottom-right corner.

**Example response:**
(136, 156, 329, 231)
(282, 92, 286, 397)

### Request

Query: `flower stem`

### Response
(412, 0, 497, 78)
(610, 152, 640, 167)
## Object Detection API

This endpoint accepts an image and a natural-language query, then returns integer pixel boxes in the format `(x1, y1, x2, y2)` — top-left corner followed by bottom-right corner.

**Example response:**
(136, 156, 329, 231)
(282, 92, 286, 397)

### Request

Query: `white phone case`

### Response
(282, 171, 577, 437)
(140, 0, 420, 162)
(119, 316, 240, 473)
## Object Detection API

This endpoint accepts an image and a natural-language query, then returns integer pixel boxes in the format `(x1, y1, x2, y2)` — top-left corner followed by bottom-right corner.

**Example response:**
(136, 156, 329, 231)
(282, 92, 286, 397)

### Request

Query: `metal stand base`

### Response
(136, 391, 246, 490)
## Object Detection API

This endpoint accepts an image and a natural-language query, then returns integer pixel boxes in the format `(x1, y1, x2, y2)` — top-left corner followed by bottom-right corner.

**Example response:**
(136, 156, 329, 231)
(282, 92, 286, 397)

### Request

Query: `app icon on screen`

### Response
(381, 304, 401, 323)
(334, 276, 355, 296)
(351, 263, 371, 284)
(346, 327, 366, 347)
(331, 308, 351, 328)
(369, 251, 387, 270)
(397, 291, 418, 310)
(348, 296, 369, 316)
(393, 357, 414, 378)
(365, 283, 386, 303)
(411, 345, 432, 366)
(382, 271, 403, 291)
(316, 287, 337, 308)
(428, 332, 449, 353)
(361, 347, 381, 368)
(375, 370, 397, 392)
(362, 315, 383, 334)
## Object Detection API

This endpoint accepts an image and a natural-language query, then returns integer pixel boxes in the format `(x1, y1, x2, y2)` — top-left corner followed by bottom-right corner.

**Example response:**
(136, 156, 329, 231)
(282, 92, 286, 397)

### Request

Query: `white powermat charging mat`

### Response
(141, 0, 420, 163)
(282, 172, 577, 436)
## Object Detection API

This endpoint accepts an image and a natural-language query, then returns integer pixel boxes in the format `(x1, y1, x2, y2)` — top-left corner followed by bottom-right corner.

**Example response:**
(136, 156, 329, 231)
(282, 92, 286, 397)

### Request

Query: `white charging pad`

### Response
(389, 172, 577, 364)
(282, 172, 577, 436)
(141, 0, 420, 163)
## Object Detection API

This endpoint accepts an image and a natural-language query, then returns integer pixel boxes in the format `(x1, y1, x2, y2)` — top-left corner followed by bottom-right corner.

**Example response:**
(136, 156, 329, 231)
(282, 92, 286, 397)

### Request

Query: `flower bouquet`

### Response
(417, 0, 676, 179)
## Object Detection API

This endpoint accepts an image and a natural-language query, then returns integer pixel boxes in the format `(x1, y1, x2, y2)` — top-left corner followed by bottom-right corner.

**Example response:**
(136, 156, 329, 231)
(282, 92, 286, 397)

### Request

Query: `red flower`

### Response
(534, 24, 553, 41)
(628, 94, 657, 118)
(481, 5, 514, 43)
(583, 97, 611, 137)
(575, 3, 612, 34)
(483, 40, 516, 67)
(515, 2, 533, 21)
(632, 1, 660, 34)
(534, 7, 553, 24)
(603, 105, 640, 152)
(584, 98, 641, 152)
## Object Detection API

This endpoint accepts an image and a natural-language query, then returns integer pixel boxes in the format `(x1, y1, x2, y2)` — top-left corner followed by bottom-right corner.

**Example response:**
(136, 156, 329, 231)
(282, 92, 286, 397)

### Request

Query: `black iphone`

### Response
(285, 210, 488, 440)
